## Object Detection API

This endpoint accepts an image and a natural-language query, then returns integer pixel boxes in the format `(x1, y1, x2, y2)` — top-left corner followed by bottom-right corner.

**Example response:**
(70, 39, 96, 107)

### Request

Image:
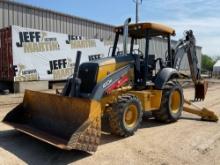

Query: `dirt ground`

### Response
(0, 84, 220, 165)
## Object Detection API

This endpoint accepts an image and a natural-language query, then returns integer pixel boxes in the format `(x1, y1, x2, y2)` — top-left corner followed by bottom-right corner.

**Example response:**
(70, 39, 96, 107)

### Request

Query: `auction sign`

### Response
(11, 25, 123, 82)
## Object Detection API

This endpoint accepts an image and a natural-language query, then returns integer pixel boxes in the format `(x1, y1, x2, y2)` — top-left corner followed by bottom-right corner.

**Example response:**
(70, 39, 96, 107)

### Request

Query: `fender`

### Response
(154, 68, 180, 89)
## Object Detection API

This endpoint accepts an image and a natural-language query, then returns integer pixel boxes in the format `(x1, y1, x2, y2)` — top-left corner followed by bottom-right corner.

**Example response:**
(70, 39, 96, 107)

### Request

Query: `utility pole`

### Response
(133, 0, 142, 23)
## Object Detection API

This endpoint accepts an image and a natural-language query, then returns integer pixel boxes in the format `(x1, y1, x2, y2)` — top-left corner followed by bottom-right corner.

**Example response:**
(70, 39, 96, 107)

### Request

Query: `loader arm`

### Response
(172, 30, 208, 100)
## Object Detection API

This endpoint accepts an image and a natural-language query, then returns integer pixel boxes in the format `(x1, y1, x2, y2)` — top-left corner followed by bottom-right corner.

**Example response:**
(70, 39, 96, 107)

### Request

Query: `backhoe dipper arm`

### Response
(173, 30, 208, 100)
(173, 30, 200, 84)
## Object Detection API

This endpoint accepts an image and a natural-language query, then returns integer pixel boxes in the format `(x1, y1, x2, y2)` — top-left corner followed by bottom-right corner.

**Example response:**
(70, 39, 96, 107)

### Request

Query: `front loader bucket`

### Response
(2, 90, 101, 152)
(195, 80, 208, 101)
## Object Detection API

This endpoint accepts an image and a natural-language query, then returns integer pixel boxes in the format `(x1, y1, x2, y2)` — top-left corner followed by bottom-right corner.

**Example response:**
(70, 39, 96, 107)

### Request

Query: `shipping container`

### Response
(0, 26, 13, 81)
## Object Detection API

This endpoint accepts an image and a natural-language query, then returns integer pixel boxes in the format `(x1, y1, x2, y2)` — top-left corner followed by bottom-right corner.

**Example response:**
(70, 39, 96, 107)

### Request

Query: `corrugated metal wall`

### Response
(0, 0, 115, 40)
(0, 0, 202, 70)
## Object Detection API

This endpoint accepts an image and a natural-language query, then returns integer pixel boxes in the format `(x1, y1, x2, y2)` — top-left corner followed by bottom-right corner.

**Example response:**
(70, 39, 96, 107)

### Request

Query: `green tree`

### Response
(201, 54, 215, 72)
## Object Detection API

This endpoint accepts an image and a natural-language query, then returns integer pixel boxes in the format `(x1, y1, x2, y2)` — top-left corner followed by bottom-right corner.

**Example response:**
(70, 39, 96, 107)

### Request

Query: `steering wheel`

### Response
(132, 49, 144, 58)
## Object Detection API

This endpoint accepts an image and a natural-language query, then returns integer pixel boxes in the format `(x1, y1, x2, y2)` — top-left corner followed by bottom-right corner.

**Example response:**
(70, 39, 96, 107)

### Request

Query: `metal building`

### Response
(0, 0, 115, 40)
(0, 0, 202, 71)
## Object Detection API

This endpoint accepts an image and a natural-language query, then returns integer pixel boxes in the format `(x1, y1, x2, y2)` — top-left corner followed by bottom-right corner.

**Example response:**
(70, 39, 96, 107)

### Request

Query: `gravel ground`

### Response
(0, 84, 220, 165)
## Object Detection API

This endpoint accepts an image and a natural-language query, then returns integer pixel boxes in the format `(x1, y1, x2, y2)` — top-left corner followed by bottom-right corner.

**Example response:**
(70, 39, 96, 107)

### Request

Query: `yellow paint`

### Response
(124, 104, 138, 128)
(115, 22, 175, 36)
(96, 58, 132, 82)
(129, 90, 162, 111)
(170, 90, 181, 113)
(97, 63, 116, 82)
(100, 89, 162, 116)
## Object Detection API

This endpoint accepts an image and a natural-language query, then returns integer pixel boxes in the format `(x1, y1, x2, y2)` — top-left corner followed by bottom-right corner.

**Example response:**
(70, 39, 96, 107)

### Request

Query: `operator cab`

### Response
(112, 22, 176, 87)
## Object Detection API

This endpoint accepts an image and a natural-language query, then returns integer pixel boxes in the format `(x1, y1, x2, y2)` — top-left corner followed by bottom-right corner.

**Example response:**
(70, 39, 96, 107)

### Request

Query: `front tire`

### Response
(153, 81, 184, 123)
(108, 94, 143, 137)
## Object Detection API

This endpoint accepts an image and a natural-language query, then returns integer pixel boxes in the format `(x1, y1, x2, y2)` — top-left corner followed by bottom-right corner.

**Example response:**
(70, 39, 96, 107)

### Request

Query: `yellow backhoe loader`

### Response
(2, 18, 217, 153)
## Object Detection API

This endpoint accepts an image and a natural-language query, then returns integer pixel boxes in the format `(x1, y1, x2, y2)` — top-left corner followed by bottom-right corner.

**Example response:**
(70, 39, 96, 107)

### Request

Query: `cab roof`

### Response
(114, 22, 175, 38)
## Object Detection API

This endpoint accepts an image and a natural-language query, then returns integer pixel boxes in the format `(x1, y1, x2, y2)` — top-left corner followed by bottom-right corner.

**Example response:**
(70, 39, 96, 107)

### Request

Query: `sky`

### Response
(15, 0, 220, 56)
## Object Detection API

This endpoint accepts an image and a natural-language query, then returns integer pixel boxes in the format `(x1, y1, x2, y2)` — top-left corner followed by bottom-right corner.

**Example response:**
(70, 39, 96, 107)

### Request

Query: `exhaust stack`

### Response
(123, 18, 131, 55)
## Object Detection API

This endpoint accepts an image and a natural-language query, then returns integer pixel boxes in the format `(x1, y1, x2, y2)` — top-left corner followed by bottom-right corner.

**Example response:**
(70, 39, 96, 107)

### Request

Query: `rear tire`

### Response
(153, 81, 184, 123)
(108, 94, 143, 137)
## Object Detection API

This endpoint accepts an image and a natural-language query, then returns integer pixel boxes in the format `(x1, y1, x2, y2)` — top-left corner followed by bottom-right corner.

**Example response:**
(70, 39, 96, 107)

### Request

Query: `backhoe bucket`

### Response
(2, 90, 101, 152)
(195, 80, 208, 100)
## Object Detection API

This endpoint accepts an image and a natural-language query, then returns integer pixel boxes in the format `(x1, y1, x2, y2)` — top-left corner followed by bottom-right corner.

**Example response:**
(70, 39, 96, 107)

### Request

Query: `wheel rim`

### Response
(124, 104, 138, 128)
(170, 90, 181, 113)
